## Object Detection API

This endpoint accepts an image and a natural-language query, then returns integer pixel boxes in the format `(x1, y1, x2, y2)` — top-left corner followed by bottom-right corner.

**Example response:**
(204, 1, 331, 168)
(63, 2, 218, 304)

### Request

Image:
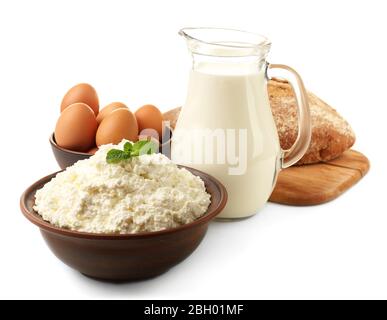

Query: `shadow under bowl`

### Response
(20, 167, 227, 282)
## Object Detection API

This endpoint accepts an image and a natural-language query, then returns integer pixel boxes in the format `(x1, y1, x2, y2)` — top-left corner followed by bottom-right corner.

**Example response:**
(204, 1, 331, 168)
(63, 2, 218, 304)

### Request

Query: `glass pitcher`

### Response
(171, 28, 311, 219)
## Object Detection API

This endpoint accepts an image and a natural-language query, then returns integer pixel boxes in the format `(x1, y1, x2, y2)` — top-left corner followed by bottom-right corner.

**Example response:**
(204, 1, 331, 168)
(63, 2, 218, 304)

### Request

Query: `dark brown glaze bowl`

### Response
(49, 133, 91, 169)
(50, 127, 173, 169)
(20, 167, 227, 281)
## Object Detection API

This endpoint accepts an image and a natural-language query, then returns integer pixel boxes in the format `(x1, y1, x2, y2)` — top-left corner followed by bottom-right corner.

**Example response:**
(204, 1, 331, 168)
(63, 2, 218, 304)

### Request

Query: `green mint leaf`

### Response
(106, 149, 130, 164)
(133, 140, 150, 150)
(123, 142, 133, 154)
(106, 140, 158, 164)
(146, 141, 158, 154)
(132, 140, 158, 156)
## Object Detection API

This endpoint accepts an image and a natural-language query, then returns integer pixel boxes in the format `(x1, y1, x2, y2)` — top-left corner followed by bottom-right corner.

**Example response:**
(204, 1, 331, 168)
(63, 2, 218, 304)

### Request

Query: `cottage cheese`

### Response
(34, 140, 211, 234)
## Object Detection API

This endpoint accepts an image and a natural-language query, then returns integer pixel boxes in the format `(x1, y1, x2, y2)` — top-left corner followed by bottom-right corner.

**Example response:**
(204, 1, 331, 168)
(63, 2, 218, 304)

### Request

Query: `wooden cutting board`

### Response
(163, 107, 369, 206)
(269, 150, 370, 205)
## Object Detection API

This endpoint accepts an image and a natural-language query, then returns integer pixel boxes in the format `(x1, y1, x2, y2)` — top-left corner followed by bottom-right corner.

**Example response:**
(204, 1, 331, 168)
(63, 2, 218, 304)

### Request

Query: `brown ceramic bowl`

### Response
(49, 133, 91, 169)
(20, 167, 227, 281)
(50, 127, 173, 169)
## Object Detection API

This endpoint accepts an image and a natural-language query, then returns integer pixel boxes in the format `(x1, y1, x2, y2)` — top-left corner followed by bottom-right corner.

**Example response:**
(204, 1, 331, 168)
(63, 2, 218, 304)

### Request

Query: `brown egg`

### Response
(96, 102, 128, 124)
(55, 103, 98, 151)
(96, 108, 138, 146)
(61, 83, 99, 115)
(135, 104, 163, 140)
(87, 147, 99, 155)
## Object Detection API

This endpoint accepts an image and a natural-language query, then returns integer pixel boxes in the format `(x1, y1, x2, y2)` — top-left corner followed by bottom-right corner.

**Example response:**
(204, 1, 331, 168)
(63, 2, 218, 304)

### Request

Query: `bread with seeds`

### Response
(163, 79, 356, 165)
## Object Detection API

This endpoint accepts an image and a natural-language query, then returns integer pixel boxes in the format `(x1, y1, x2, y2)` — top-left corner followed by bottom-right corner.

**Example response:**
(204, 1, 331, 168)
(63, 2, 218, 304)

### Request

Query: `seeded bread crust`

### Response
(268, 78, 355, 164)
(163, 79, 355, 165)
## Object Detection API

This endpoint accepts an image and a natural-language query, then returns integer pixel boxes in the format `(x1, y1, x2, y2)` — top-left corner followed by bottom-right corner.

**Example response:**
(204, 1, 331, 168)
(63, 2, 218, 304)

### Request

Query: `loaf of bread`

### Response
(163, 79, 355, 165)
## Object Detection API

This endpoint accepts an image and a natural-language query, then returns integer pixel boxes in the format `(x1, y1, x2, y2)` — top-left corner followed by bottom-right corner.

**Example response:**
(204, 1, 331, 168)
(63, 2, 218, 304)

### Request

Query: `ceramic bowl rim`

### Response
(49, 133, 92, 156)
(20, 167, 227, 240)
(50, 131, 172, 156)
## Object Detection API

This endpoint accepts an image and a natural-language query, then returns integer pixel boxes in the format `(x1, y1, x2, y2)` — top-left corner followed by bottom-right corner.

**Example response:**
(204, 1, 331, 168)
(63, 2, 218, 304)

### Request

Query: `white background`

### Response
(0, 0, 386, 300)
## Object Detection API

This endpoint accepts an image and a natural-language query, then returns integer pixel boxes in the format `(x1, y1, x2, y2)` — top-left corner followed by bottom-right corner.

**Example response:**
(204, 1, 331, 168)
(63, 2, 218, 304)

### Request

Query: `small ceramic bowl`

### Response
(20, 167, 227, 281)
(50, 127, 173, 169)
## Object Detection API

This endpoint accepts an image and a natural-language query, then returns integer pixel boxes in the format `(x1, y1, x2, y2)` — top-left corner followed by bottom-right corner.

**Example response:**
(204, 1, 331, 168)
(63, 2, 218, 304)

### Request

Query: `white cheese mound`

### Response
(34, 140, 211, 234)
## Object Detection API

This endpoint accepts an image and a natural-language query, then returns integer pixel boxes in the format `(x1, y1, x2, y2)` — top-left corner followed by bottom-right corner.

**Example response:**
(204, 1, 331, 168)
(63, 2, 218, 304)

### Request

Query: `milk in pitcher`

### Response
(172, 62, 281, 218)
(173, 28, 311, 219)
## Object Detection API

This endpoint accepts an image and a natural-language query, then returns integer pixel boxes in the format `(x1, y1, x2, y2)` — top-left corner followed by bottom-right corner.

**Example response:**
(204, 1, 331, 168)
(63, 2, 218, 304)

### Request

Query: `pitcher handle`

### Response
(267, 63, 312, 168)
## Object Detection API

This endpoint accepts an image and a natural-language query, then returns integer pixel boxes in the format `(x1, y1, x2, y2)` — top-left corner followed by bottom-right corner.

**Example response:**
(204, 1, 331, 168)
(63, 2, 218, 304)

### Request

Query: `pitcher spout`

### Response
(179, 27, 271, 58)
